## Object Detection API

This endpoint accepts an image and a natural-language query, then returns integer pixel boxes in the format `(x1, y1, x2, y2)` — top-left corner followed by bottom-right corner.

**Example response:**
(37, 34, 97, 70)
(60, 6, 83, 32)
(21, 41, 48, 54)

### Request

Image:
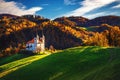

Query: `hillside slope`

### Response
(85, 15, 120, 27)
(0, 14, 120, 57)
(0, 46, 120, 80)
(54, 15, 120, 27)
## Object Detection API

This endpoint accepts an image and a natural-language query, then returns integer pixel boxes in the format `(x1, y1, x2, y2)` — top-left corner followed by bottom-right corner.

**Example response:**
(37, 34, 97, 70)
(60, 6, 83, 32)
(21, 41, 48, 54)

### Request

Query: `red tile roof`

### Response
(27, 39, 34, 43)
(27, 38, 43, 44)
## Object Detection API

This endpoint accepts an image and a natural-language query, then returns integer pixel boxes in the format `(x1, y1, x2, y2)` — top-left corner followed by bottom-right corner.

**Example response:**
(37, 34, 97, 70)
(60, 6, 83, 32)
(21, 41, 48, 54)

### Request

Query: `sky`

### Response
(0, 0, 120, 19)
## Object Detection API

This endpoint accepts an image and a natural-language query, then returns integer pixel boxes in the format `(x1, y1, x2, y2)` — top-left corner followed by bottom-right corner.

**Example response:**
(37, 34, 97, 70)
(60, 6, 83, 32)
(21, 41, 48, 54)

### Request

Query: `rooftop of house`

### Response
(27, 37, 44, 44)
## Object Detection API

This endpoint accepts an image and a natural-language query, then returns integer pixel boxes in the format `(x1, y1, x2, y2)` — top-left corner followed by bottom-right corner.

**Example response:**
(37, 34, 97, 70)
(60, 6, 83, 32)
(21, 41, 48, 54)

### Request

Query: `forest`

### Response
(0, 14, 120, 57)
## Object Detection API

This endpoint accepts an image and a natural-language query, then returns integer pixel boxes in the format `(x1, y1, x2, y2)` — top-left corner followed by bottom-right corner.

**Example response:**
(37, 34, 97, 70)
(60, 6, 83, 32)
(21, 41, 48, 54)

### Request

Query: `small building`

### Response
(26, 34, 45, 52)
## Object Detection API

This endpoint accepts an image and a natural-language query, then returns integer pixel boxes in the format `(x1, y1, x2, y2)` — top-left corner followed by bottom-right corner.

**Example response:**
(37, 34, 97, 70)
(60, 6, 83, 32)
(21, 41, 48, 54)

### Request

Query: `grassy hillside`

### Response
(0, 54, 31, 65)
(0, 46, 120, 80)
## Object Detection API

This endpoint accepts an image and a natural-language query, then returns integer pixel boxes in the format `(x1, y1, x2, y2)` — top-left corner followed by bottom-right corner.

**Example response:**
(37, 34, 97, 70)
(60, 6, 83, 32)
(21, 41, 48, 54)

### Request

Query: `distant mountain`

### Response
(54, 16, 89, 27)
(22, 15, 50, 24)
(67, 16, 89, 27)
(54, 15, 120, 27)
(54, 17, 77, 27)
(85, 15, 120, 27)
(0, 14, 19, 19)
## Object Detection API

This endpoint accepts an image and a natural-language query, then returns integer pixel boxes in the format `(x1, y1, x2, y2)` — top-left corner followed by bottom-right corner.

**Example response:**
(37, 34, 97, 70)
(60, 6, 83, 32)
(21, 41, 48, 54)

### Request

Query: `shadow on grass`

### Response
(1, 46, 120, 80)
(0, 54, 34, 66)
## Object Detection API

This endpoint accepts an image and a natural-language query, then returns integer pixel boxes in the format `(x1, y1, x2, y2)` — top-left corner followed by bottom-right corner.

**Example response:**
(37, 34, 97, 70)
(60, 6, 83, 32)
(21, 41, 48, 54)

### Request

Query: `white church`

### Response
(26, 34, 45, 52)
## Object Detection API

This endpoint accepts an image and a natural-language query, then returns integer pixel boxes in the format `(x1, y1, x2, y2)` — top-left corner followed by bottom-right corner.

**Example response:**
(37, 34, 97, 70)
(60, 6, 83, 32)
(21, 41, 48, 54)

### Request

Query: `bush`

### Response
(0, 53, 4, 57)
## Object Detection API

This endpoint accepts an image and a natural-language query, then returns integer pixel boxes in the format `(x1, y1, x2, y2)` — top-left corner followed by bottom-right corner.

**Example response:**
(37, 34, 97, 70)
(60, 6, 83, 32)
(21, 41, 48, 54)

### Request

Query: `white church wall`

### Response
(26, 34, 45, 52)
(40, 43, 45, 51)
(37, 44, 41, 47)
(26, 43, 35, 51)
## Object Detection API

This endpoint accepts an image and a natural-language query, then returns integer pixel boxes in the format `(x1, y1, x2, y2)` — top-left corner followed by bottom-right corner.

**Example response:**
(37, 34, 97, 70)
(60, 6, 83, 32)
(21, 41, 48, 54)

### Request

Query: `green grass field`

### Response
(0, 46, 120, 80)
(0, 54, 31, 65)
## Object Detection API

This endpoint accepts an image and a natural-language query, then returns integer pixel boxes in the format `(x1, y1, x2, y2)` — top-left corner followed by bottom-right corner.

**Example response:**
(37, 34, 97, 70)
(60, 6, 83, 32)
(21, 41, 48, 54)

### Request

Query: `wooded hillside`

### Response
(0, 14, 120, 57)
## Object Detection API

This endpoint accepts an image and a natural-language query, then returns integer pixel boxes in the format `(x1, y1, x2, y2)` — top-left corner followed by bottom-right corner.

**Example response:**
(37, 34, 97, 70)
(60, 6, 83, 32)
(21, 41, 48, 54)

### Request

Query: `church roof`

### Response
(27, 38, 44, 44)
(27, 39, 34, 43)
